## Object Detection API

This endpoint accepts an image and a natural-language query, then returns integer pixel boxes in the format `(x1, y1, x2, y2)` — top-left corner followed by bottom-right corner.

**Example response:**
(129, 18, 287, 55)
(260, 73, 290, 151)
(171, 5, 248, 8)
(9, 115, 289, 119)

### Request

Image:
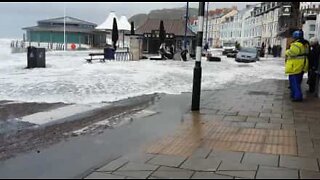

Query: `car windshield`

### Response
(240, 48, 257, 53)
(224, 43, 235, 47)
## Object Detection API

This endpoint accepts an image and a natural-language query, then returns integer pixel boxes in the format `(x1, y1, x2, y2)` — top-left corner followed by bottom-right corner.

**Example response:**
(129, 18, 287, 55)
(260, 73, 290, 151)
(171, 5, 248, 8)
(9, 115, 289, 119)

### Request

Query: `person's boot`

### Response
(292, 98, 303, 102)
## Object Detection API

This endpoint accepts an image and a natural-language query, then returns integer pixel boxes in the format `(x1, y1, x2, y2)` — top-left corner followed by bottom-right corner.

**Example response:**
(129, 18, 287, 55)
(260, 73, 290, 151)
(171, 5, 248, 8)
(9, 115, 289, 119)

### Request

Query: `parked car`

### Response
(222, 42, 236, 55)
(226, 50, 238, 58)
(235, 47, 259, 63)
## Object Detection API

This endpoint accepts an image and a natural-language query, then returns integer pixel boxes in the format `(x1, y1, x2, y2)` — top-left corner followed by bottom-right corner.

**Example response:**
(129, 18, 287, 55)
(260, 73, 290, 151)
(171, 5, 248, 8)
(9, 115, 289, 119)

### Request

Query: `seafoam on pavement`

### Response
(70, 109, 159, 136)
(0, 39, 286, 104)
(17, 104, 107, 125)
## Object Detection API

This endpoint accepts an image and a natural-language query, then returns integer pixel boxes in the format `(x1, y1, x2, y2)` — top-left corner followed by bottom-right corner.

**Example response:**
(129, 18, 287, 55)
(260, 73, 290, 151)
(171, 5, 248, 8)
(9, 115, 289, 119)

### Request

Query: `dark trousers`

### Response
(289, 72, 303, 101)
(308, 70, 316, 93)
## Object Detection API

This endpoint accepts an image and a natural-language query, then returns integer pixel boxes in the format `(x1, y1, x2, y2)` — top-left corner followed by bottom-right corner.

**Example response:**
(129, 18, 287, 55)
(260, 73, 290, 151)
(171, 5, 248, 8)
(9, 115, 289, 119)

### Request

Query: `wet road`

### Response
(0, 92, 192, 178)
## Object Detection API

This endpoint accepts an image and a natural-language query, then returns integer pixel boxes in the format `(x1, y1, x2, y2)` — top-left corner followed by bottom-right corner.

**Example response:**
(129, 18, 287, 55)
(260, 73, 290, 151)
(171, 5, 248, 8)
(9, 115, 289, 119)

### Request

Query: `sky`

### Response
(0, 2, 258, 39)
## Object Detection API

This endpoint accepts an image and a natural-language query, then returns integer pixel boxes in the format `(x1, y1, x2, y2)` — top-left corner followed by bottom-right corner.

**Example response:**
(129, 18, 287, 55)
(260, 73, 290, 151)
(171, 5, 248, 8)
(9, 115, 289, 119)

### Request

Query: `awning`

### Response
(96, 12, 119, 30)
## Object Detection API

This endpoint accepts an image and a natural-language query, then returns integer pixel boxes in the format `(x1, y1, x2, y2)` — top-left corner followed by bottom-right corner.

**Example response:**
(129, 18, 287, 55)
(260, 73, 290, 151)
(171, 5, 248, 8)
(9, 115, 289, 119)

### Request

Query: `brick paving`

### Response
(84, 79, 320, 179)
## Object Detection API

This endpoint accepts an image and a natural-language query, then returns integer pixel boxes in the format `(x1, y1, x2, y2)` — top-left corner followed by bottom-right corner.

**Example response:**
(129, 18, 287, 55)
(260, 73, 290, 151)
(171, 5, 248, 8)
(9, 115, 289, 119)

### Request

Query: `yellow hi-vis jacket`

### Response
(285, 40, 309, 75)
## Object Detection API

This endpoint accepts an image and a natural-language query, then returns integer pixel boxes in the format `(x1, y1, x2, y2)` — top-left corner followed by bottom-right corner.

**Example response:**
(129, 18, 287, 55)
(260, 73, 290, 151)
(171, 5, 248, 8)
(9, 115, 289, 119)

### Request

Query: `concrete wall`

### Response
(129, 36, 143, 60)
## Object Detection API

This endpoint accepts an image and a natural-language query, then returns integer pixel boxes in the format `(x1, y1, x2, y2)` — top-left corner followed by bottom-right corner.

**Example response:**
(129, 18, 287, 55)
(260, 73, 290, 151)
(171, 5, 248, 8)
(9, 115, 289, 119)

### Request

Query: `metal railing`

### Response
(11, 40, 66, 51)
(114, 51, 133, 61)
(10, 40, 91, 51)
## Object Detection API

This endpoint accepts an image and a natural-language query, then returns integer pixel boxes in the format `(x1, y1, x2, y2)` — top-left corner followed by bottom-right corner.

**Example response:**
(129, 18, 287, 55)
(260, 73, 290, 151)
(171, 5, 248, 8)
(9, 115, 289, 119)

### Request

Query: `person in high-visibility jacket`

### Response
(285, 30, 310, 101)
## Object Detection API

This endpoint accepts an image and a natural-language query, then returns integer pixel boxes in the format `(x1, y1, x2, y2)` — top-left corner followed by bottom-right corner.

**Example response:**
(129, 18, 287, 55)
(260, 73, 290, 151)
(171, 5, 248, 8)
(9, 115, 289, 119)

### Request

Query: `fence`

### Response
(10, 40, 91, 52)
(114, 51, 133, 61)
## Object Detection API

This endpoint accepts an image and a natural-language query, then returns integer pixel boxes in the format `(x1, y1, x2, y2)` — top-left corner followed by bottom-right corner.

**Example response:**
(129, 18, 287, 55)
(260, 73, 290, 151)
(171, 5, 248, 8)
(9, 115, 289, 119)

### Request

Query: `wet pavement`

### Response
(84, 79, 320, 179)
(0, 92, 191, 178)
(2, 78, 320, 178)
(0, 94, 157, 162)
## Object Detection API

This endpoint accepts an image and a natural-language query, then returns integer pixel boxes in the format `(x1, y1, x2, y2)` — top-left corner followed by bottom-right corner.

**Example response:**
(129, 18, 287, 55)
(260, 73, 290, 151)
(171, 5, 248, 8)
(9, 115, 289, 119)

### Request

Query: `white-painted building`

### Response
(300, 2, 320, 15)
(232, 6, 255, 47)
(303, 18, 317, 40)
(253, 4, 262, 47)
(316, 14, 320, 41)
(219, 9, 238, 46)
(203, 14, 209, 46)
(231, 10, 242, 45)
(256, 2, 281, 48)
(220, 15, 234, 45)
(200, 2, 301, 54)
(206, 8, 236, 48)
(301, 2, 320, 41)
(241, 7, 255, 47)
(209, 14, 224, 48)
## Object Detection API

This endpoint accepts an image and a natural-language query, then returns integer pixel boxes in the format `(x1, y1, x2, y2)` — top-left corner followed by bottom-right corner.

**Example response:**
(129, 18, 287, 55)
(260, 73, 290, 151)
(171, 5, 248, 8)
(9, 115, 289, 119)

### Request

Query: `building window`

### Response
(310, 24, 316, 31)
(310, 34, 315, 38)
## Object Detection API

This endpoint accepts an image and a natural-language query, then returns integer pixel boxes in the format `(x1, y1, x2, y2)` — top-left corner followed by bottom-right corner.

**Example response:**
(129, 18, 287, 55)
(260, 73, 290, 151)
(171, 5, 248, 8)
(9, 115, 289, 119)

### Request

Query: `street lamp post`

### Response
(191, 2, 205, 111)
(184, 2, 189, 49)
(205, 2, 209, 44)
(63, 4, 66, 51)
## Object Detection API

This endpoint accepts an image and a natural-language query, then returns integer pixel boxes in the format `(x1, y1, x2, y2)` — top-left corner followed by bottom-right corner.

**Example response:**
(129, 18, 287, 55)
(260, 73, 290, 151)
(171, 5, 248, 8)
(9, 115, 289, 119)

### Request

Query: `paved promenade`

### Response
(84, 79, 320, 179)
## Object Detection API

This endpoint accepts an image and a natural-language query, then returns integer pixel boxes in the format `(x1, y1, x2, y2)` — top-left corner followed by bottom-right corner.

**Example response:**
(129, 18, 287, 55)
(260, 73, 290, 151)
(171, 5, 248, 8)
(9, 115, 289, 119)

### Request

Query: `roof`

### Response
(135, 18, 196, 37)
(188, 17, 199, 25)
(237, 5, 255, 16)
(38, 16, 96, 26)
(22, 25, 96, 33)
(208, 8, 233, 17)
(96, 12, 119, 30)
(119, 16, 131, 31)
(211, 14, 224, 18)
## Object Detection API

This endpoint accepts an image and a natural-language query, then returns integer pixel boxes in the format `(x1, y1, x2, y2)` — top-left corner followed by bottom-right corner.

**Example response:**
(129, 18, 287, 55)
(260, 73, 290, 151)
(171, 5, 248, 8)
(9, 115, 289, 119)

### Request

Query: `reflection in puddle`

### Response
(146, 113, 297, 157)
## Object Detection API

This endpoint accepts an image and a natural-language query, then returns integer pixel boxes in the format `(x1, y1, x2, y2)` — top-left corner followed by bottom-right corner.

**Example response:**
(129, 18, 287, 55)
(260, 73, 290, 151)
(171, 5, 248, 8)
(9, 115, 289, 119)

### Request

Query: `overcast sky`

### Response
(0, 2, 258, 39)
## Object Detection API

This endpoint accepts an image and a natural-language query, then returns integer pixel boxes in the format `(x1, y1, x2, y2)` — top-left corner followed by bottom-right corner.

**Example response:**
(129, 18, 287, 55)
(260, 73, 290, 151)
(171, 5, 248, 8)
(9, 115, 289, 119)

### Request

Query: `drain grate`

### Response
(248, 91, 270, 96)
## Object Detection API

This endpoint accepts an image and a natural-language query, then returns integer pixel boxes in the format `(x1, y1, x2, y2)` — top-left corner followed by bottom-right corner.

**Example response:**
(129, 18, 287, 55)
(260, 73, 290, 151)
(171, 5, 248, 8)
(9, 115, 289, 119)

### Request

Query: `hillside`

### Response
(128, 13, 148, 29)
(129, 7, 198, 29)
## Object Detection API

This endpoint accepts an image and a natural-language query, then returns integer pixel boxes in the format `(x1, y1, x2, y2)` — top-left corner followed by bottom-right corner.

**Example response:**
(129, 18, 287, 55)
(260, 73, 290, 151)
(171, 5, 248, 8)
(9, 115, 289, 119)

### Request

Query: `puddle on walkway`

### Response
(145, 112, 297, 157)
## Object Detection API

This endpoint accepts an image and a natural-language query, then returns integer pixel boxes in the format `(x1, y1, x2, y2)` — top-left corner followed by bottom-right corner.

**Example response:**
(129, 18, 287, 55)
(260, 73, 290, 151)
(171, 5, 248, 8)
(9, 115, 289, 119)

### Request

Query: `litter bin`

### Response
(104, 47, 115, 60)
(27, 46, 46, 68)
(27, 46, 36, 68)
